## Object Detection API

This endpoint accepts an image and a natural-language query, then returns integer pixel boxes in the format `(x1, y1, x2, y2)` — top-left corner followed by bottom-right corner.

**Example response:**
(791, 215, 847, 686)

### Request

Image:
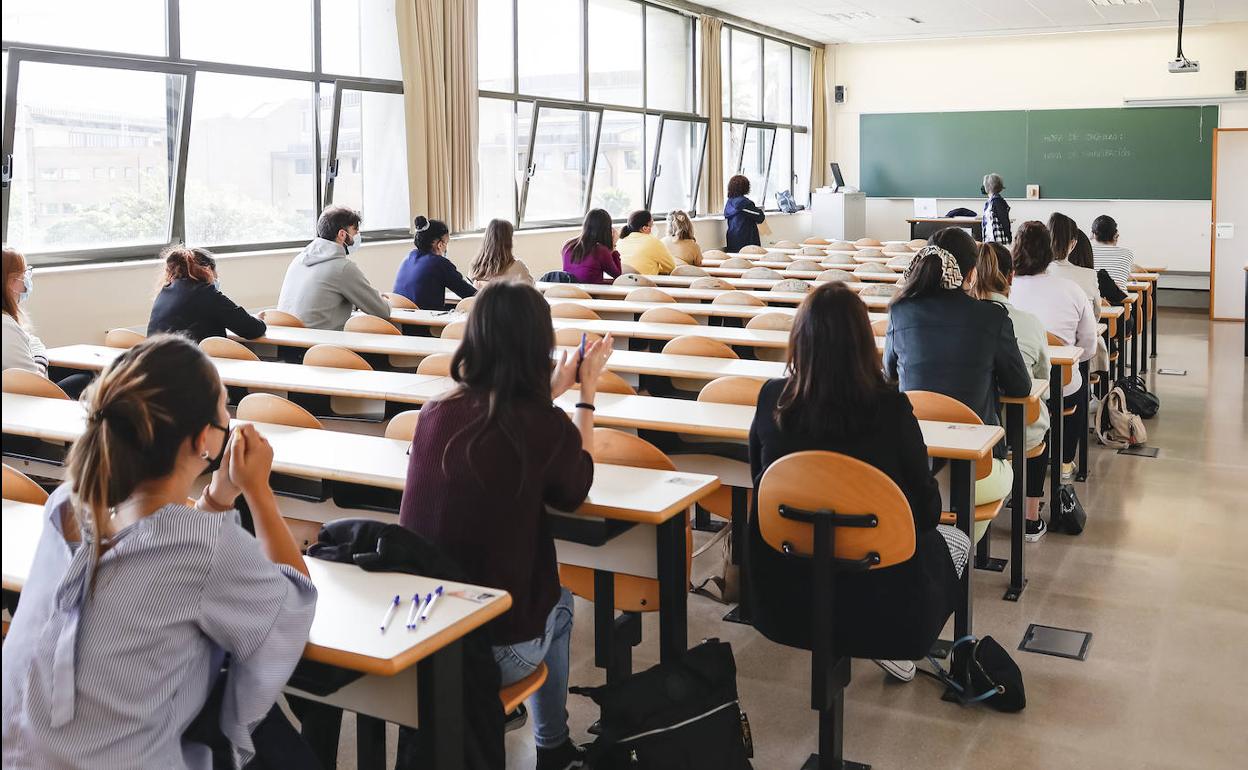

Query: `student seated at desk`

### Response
(399, 282, 612, 770)
(470, 218, 534, 288)
(393, 215, 477, 311)
(276, 204, 390, 330)
(723, 174, 765, 254)
(1009, 221, 1098, 488)
(749, 282, 970, 682)
(616, 210, 676, 275)
(147, 246, 266, 343)
(1090, 214, 1135, 291)
(884, 228, 1032, 537)
(1048, 213, 1101, 319)
(970, 243, 1053, 542)
(562, 208, 623, 285)
(2, 246, 92, 398)
(1, 335, 317, 768)
(1070, 228, 1127, 306)
(661, 209, 702, 266)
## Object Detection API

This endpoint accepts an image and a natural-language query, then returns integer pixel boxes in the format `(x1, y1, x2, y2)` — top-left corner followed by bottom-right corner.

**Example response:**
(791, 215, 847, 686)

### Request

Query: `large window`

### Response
(721, 27, 810, 211)
(477, 0, 703, 228)
(1, 0, 406, 266)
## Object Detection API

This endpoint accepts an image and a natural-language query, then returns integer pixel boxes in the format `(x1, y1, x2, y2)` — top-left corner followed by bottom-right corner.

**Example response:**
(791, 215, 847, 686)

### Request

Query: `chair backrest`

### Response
(828, 241, 856, 251)
(690, 277, 734, 290)
(787, 259, 824, 271)
(382, 292, 417, 310)
(304, 344, 372, 371)
(886, 255, 914, 269)
(855, 238, 883, 247)
(2, 369, 69, 400)
(345, 315, 401, 335)
(907, 239, 927, 249)
(860, 284, 899, 298)
(774, 240, 800, 249)
(816, 269, 856, 284)
(854, 247, 885, 258)
(870, 319, 889, 337)
(763, 251, 793, 262)
(384, 410, 420, 441)
(590, 428, 676, 471)
(626, 287, 676, 303)
(3, 463, 49, 504)
(550, 303, 601, 321)
(456, 295, 478, 315)
(662, 335, 738, 359)
(722, 257, 754, 269)
(670, 264, 708, 277)
(821, 254, 857, 267)
(771, 279, 811, 294)
(743, 266, 783, 280)
(261, 309, 305, 328)
(798, 246, 827, 257)
(613, 273, 654, 287)
(697, 376, 764, 406)
(904, 390, 991, 479)
(757, 451, 916, 567)
(441, 321, 468, 340)
(544, 284, 592, 299)
(104, 328, 145, 349)
(539, 270, 577, 283)
(746, 312, 794, 332)
(590, 370, 636, 395)
(802, 237, 830, 246)
(712, 291, 766, 307)
(619, 263, 639, 274)
(740, 245, 768, 255)
(639, 307, 697, 326)
(855, 262, 892, 274)
(236, 393, 323, 429)
(554, 328, 602, 347)
(416, 353, 453, 376)
(200, 336, 260, 361)
(701, 249, 727, 260)
(883, 241, 912, 252)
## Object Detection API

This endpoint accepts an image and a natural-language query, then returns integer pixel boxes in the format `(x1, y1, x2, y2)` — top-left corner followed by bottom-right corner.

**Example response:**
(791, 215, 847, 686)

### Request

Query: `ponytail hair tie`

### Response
(413, 216, 430, 233)
(903, 245, 964, 290)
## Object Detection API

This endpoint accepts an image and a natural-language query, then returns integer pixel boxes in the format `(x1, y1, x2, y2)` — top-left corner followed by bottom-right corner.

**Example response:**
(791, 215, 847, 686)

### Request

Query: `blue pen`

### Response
(404, 593, 422, 629)
(420, 586, 445, 622)
(409, 592, 434, 632)
(379, 594, 401, 633)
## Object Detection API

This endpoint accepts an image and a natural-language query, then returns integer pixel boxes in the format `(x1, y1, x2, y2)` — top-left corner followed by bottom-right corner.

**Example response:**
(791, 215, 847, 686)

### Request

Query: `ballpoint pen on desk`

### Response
(420, 585, 445, 622)
(379, 594, 401, 633)
(405, 593, 422, 629)
(409, 592, 433, 632)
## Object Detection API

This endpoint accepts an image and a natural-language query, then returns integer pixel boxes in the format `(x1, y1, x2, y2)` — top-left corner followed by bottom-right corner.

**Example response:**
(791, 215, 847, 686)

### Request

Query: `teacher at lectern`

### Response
(981, 172, 1012, 245)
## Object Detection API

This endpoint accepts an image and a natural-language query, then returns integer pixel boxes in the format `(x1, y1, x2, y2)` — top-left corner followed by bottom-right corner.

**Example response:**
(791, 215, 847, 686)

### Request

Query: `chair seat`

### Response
(939, 498, 1004, 526)
(500, 663, 548, 715)
(1061, 406, 1077, 417)
(1025, 441, 1046, 459)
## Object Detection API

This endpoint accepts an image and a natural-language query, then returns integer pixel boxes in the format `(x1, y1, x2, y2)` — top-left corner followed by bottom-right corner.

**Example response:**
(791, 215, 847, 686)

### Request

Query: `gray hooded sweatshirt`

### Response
(276, 237, 391, 330)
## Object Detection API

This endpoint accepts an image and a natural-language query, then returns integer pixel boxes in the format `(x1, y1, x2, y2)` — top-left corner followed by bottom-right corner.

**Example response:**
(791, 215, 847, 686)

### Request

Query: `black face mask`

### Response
(980, 185, 988, 195)
(203, 423, 231, 474)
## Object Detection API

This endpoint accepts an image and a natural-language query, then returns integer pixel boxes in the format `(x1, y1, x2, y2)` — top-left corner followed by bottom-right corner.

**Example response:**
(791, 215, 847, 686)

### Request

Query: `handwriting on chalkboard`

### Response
(1040, 131, 1127, 143)
(1039, 129, 1132, 161)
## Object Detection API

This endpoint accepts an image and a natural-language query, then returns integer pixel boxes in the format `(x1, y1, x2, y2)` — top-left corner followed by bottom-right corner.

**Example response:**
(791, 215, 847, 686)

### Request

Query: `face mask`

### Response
(19, 270, 33, 302)
(211, 278, 221, 291)
(980, 185, 987, 195)
(342, 231, 356, 255)
(202, 423, 230, 474)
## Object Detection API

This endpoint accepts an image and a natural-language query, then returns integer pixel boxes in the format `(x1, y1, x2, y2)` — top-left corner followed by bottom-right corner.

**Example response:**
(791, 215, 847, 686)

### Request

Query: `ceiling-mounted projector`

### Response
(1168, 57, 1200, 73)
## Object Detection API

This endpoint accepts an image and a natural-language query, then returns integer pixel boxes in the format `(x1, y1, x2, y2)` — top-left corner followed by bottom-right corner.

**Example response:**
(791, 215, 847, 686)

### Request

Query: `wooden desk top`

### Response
(531, 282, 892, 309)
(2, 499, 41, 592)
(1129, 272, 1160, 282)
(546, 296, 800, 320)
(1100, 305, 1126, 320)
(907, 217, 981, 224)
(1047, 345, 1082, 366)
(998, 378, 1050, 405)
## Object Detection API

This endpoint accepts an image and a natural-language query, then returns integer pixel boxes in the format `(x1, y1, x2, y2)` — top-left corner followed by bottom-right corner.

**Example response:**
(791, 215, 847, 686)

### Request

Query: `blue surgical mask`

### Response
(19, 270, 33, 302)
(212, 278, 221, 290)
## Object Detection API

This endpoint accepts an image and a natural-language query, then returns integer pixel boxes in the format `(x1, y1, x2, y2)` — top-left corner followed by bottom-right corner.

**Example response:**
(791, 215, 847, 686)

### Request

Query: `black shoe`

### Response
(536, 739, 586, 770)
(1024, 518, 1047, 543)
(504, 704, 528, 734)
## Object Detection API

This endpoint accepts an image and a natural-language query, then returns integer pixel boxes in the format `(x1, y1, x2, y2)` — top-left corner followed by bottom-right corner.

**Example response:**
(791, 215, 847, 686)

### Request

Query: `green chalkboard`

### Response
(860, 106, 1218, 200)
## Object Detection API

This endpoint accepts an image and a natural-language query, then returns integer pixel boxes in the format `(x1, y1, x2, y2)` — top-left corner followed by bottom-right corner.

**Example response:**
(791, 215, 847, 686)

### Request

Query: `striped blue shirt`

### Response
(2, 484, 317, 768)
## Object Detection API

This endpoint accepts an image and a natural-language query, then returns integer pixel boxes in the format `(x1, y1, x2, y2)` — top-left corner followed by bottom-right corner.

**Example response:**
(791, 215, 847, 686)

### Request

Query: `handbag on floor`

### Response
(1114, 375, 1160, 419)
(1096, 386, 1147, 449)
(690, 525, 739, 605)
(1053, 484, 1088, 535)
(571, 640, 753, 769)
(925, 635, 1026, 713)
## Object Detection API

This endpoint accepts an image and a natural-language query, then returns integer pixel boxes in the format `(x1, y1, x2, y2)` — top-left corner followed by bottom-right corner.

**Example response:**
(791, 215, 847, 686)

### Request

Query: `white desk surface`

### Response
(1, 394, 720, 526)
(999, 378, 1051, 405)
(872, 337, 1080, 368)
(2, 499, 41, 592)
(544, 297, 887, 323)
(530, 282, 892, 309)
(1101, 305, 1126, 320)
(1129, 272, 1160, 282)
(701, 265, 902, 282)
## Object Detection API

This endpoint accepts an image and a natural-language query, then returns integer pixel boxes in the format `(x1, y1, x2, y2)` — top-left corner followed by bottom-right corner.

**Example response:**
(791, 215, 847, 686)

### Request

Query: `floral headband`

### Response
(902, 245, 964, 290)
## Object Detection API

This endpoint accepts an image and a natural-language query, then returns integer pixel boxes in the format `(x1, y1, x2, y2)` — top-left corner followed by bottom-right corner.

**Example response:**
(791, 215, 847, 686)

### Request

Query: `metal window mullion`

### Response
(167, 0, 181, 59)
(688, 118, 708, 215)
(641, 1, 648, 111)
(312, 0, 323, 76)
(516, 102, 542, 223)
(313, 81, 325, 213)
(324, 82, 345, 205)
(0, 57, 22, 244)
(169, 70, 195, 244)
(583, 106, 603, 216)
(581, 0, 589, 103)
(759, 125, 777, 201)
(644, 114, 666, 211)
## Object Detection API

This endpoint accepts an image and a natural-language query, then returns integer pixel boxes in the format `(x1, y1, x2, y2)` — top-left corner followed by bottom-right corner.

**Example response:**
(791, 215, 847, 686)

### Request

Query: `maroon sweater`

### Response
(399, 391, 594, 644)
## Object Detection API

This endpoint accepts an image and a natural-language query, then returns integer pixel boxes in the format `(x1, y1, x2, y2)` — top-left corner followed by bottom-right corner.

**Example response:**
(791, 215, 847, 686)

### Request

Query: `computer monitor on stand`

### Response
(829, 162, 846, 192)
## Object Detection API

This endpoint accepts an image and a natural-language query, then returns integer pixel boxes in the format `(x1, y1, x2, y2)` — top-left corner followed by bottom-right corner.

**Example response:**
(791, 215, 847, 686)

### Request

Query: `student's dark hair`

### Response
(1091, 214, 1118, 243)
(444, 282, 555, 485)
(618, 210, 652, 240)
(565, 208, 614, 264)
(158, 245, 216, 287)
(315, 205, 362, 240)
(894, 227, 978, 304)
(1012, 221, 1054, 277)
(1048, 212, 1078, 261)
(968, 242, 1012, 299)
(413, 215, 450, 252)
(726, 174, 750, 199)
(929, 227, 978, 275)
(1069, 229, 1095, 270)
(775, 282, 891, 436)
(67, 335, 223, 576)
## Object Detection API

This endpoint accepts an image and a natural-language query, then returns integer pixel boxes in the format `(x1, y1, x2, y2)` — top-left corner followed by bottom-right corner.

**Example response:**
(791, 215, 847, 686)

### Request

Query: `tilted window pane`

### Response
(762, 39, 791, 124)
(476, 97, 519, 227)
(7, 62, 180, 257)
(765, 127, 791, 209)
(517, 0, 582, 100)
(650, 119, 706, 216)
(1, 0, 166, 56)
(794, 130, 811, 205)
(181, 0, 312, 70)
(478, 0, 514, 92)
(729, 30, 760, 121)
(521, 106, 600, 225)
(591, 111, 645, 219)
(184, 75, 317, 246)
(741, 124, 776, 205)
(588, 0, 642, 108)
(331, 90, 410, 231)
(646, 7, 693, 113)
(320, 0, 402, 80)
(723, 122, 743, 183)
(793, 47, 812, 128)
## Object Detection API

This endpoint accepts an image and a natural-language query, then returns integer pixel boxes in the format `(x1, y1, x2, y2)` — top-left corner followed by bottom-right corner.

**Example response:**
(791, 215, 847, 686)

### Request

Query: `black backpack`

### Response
(571, 640, 753, 769)
(1114, 375, 1160, 419)
(926, 635, 1026, 713)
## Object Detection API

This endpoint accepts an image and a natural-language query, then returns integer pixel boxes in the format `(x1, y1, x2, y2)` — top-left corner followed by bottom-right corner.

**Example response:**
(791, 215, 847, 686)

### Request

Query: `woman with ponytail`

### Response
(147, 245, 266, 342)
(615, 209, 675, 275)
(393, 215, 477, 310)
(2, 335, 317, 768)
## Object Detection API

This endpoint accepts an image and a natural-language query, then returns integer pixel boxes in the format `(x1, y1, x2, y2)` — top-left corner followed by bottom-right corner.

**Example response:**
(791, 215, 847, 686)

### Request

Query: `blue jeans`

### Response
(492, 588, 574, 750)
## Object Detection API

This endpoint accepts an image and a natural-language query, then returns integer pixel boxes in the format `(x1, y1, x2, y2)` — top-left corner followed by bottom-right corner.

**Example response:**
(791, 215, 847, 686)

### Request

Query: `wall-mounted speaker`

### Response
(1235, 70, 1246, 92)
(834, 85, 846, 103)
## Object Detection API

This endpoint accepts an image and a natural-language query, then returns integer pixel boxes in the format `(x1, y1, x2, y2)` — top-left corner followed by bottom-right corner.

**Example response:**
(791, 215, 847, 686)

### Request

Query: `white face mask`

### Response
(19, 270, 33, 302)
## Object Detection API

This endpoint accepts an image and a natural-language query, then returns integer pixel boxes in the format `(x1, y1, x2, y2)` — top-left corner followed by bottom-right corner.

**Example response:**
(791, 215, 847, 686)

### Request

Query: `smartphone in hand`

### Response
(574, 333, 587, 384)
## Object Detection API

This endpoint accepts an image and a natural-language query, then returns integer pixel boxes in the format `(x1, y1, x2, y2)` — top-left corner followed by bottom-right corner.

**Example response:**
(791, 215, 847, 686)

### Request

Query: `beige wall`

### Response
(26, 212, 811, 348)
(829, 22, 1248, 273)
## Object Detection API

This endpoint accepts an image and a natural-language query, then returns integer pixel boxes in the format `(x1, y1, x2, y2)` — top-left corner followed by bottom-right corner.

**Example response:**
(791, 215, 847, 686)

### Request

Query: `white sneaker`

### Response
(872, 659, 916, 682)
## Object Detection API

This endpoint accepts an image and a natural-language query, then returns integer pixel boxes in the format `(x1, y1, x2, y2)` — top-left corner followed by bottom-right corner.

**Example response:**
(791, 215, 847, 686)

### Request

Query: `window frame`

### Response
(517, 99, 604, 228)
(324, 78, 411, 241)
(645, 114, 708, 215)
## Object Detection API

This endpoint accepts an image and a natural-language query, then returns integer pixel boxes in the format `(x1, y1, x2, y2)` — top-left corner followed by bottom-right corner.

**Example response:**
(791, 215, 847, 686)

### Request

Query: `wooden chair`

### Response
(237, 393, 323, 430)
(345, 315, 401, 336)
(638, 307, 697, 326)
(669, 374, 765, 523)
(588, 370, 636, 395)
(870, 319, 889, 337)
(886, 255, 914, 270)
(828, 241, 856, 251)
(700, 375, 763, 406)
(554, 328, 602, 347)
(772, 279, 811, 294)
(799, 246, 827, 257)
(774, 240, 800, 249)
(545, 285, 592, 300)
(822, 254, 858, 267)
(1046, 332, 1077, 416)
(712, 291, 766, 307)
(787, 259, 824, 272)
(383, 410, 421, 441)
(743, 267, 783, 280)
(746, 312, 793, 332)
(722, 257, 754, 269)
(382, 292, 417, 309)
(500, 663, 548, 716)
(304, 344, 372, 371)
(550, 303, 601, 321)
(662, 336, 738, 395)
(200, 337, 259, 361)
(701, 249, 727, 260)
(853, 248, 885, 259)
(416, 354, 453, 376)
(764, 251, 793, 262)
(441, 321, 468, 340)
(816, 269, 856, 284)
(2, 369, 69, 400)
(670, 264, 708, 277)
(802, 237, 830, 246)
(854, 238, 883, 247)
(860, 284, 899, 298)
(260, 310, 305, 328)
(908, 238, 928, 249)
(690, 277, 734, 291)
(456, 295, 478, 315)
(740, 245, 768, 255)
(626, 287, 676, 303)
(905, 391, 1005, 529)
(882, 241, 912, 252)
(756, 451, 918, 770)
(614, 273, 655, 287)
(3, 463, 48, 504)
(104, 328, 145, 349)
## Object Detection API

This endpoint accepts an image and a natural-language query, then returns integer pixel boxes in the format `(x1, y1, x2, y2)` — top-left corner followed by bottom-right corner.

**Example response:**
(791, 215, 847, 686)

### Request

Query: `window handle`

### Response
(527, 163, 536, 179)
(1, 154, 11, 187)
(328, 159, 339, 180)
(655, 163, 663, 178)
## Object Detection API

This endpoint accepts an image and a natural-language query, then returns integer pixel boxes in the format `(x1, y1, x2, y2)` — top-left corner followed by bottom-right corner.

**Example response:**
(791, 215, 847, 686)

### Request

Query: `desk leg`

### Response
(1130, 302, 1139, 379)
(1117, 310, 1128, 383)
(656, 515, 688, 663)
(724, 486, 753, 625)
(1005, 404, 1026, 601)
(592, 570, 638, 683)
(951, 459, 975, 686)
(1076, 361, 1090, 483)
(1048, 363, 1064, 524)
(1140, 290, 1150, 371)
(1152, 286, 1160, 359)
(356, 715, 386, 770)
(417, 642, 464, 770)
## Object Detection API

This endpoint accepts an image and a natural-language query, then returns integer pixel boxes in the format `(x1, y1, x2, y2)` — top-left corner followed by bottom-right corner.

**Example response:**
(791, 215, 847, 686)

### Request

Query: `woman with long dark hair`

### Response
(749, 281, 970, 682)
(399, 282, 612, 769)
(147, 246, 266, 342)
(561, 208, 622, 284)
(1047, 212, 1100, 318)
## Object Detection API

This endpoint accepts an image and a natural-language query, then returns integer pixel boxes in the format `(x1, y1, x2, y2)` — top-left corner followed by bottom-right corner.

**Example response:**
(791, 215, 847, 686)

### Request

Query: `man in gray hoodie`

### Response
(275, 205, 391, 330)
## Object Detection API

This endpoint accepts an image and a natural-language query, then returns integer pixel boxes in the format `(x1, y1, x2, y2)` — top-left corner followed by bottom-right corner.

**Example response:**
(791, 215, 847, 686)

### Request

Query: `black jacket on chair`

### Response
(747, 380, 959, 660)
(883, 289, 1031, 459)
(147, 278, 267, 343)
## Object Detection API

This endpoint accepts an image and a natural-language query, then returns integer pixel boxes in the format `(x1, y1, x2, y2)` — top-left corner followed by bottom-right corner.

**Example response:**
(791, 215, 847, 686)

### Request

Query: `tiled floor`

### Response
(333, 311, 1247, 769)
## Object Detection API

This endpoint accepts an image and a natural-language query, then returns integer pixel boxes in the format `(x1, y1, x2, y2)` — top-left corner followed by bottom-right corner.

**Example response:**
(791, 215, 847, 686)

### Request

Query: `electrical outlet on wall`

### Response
(1026, 184, 1041, 200)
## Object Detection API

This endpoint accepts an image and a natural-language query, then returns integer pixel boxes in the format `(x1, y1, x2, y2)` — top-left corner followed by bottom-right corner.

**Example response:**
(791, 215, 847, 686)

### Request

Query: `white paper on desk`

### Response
(914, 198, 938, 218)
(447, 589, 500, 604)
